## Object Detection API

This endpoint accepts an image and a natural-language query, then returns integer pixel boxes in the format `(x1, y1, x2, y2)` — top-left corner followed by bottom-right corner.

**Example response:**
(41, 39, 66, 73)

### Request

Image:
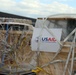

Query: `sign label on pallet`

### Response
(31, 28, 62, 52)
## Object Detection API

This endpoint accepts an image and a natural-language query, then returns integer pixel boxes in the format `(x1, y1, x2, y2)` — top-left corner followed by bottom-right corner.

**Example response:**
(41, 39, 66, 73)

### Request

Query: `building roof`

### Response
(0, 11, 36, 25)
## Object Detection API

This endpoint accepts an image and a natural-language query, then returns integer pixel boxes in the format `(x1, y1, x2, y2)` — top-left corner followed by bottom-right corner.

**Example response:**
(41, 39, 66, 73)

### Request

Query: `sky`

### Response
(0, 0, 76, 18)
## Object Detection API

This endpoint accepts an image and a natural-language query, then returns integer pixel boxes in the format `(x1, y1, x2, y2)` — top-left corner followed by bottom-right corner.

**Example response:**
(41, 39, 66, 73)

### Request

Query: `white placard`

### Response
(31, 28, 62, 52)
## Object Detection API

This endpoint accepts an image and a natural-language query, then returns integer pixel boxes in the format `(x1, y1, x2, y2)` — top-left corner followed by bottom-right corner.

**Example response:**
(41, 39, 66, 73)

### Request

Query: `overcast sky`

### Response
(0, 0, 76, 18)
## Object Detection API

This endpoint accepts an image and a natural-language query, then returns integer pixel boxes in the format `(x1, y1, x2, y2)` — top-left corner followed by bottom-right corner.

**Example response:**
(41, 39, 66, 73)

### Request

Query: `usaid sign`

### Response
(35, 37, 56, 43)
(31, 28, 62, 52)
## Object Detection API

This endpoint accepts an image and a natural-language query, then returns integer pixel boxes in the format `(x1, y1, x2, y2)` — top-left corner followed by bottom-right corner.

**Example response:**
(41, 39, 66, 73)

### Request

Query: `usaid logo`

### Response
(35, 37, 56, 43)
